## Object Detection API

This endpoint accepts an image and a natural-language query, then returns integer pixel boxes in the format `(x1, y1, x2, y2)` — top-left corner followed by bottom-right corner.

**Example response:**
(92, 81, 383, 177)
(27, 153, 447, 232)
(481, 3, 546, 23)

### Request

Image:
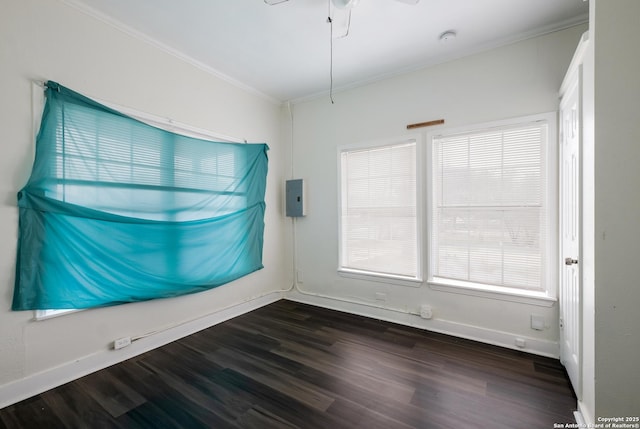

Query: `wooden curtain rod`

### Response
(406, 119, 445, 130)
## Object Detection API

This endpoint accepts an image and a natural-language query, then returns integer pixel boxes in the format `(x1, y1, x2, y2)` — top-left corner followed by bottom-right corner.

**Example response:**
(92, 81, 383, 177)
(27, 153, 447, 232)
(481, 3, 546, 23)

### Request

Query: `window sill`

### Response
(338, 269, 422, 288)
(34, 309, 83, 321)
(428, 278, 556, 307)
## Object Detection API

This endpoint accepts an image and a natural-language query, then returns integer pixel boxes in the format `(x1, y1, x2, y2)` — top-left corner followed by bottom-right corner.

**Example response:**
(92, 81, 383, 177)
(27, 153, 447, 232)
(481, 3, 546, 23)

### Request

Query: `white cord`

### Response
(328, 1, 335, 104)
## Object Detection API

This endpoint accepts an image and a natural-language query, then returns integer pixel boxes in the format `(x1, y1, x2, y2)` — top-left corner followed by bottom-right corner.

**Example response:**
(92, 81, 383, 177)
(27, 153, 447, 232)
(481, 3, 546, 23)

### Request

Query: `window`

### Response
(50, 100, 243, 221)
(34, 97, 242, 320)
(429, 114, 556, 300)
(339, 140, 420, 282)
(14, 81, 269, 312)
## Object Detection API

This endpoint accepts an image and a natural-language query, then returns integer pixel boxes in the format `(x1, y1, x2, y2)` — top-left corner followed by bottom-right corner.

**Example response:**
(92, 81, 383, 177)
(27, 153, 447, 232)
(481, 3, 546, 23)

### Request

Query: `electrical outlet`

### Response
(375, 292, 387, 301)
(113, 337, 131, 350)
(531, 314, 545, 331)
(515, 338, 526, 348)
(296, 270, 303, 283)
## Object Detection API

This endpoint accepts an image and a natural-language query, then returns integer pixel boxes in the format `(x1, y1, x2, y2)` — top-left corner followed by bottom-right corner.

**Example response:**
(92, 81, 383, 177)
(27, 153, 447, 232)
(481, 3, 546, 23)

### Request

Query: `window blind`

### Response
(340, 141, 418, 279)
(431, 123, 548, 291)
(13, 81, 269, 310)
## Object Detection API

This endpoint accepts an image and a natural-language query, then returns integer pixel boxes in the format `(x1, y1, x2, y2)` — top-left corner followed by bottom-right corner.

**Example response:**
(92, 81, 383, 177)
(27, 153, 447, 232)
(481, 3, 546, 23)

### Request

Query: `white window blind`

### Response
(340, 140, 418, 279)
(431, 122, 548, 291)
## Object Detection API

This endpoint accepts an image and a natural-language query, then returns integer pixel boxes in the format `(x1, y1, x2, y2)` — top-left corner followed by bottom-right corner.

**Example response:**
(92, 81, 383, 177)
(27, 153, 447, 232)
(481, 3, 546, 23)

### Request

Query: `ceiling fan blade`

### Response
(393, 0, 420, 4)
(331, 0, 360, 9)
(331, 8, 352, 39)
(264, 0, 288, 5)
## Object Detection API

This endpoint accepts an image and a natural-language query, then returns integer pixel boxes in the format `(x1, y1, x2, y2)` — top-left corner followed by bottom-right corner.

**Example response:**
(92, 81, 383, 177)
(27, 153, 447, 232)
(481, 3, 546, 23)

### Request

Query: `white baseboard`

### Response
(286, 293, 559, 358)
(576, 400, 594, 427)
(1, 290, 560, 410)
(0, 291, 282, 409)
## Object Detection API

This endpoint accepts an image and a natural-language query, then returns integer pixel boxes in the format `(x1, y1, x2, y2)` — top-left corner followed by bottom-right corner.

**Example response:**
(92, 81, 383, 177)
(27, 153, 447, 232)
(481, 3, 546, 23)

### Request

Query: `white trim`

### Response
(290, 20, 589, 105)
(58, 0, 586, 106)
(59, 0, 281, 106)
(34, 309, 82, 321)
(97, 98, 245, 143)
(559, 31, 589, 97)
(285, 293, 559, 358)
(428, 112, 557, 143)
(337, 134, 420, 153)
(428, 278, 556, 307)
(29, 81, 248, 321)
(426, 112, 558, 301)
(0, 292, 282, 409)
(33, 81, 246, 143)
(338, 269, 422, 288)
(558, 58, 585, 401)
(576, 400, 594, 428)
(337, 135, 423, 282)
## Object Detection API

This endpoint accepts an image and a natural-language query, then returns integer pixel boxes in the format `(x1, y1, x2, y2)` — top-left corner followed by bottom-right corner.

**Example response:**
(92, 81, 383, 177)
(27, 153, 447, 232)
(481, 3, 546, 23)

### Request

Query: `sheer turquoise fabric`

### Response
(13, 81, 269, 310)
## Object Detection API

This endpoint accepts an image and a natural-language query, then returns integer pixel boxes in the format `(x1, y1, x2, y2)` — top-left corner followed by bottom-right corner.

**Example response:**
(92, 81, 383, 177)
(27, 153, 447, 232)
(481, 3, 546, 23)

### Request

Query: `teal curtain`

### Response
(13, 81, 269, 310)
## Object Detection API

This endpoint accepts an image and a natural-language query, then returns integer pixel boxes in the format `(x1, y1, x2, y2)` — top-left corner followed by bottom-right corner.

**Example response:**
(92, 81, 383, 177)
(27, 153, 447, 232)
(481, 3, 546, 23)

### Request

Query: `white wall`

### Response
(286, 25, 588, 356)
(0, 0, 288, 404)
(590, 0, 640, 419)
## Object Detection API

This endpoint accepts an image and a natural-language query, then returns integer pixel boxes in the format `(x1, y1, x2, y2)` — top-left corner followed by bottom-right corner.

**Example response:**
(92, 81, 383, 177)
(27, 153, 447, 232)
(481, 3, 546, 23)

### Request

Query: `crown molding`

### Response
(60, 0, 282, 106)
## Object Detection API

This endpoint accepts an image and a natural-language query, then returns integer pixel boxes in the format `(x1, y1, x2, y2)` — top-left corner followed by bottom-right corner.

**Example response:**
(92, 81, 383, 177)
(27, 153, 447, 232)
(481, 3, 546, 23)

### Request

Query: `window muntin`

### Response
(51, 104, 242, 221)
(35, 107, 244, 320)
(15, 82, 268, 313)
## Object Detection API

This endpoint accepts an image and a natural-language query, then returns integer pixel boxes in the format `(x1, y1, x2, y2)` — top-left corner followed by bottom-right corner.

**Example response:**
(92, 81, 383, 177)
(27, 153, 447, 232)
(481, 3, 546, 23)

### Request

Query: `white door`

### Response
(559, 67, 582, 398)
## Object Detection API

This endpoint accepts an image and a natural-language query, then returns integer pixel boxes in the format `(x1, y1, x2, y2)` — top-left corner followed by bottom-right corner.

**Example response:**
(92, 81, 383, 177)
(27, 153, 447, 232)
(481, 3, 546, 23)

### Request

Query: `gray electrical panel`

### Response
(286, 179, 306, 217)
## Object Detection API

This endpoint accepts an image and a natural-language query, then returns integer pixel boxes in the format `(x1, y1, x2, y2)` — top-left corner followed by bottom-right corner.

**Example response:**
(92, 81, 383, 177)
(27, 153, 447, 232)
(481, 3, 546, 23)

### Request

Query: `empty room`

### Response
(1, 0, 639, 427)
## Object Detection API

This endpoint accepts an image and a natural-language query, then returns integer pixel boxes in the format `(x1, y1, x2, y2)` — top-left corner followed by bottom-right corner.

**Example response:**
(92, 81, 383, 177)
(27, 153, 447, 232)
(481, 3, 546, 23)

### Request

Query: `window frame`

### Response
(337, 135, 424, 287)
(31, 84, 244, 321)
(426, 113, 558, 307)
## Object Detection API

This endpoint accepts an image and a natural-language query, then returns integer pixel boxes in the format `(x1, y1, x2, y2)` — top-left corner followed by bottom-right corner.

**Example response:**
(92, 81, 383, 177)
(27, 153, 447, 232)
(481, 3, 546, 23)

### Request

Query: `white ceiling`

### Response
(64, 0, 589, 103)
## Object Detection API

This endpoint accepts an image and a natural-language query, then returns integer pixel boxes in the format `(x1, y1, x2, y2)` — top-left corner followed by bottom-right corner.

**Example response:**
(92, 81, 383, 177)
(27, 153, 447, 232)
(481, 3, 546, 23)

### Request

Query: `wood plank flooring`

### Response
(0, 300, 577, 428)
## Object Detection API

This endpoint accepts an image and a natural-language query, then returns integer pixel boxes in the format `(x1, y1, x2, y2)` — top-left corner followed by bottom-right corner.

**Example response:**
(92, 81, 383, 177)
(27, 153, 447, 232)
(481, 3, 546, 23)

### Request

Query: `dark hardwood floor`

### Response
(0, 300, 576, 428)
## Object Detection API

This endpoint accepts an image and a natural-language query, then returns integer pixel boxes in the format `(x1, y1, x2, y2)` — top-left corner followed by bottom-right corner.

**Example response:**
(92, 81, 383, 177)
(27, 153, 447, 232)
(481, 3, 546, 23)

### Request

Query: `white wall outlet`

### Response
(113, 337, 131, 350)
(515, 338, 526, 348)
(296, 270, 303, 283)
(531, 314, 545, 331)
(375, 292, 387, 301)
(419, 304, 433, 319)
